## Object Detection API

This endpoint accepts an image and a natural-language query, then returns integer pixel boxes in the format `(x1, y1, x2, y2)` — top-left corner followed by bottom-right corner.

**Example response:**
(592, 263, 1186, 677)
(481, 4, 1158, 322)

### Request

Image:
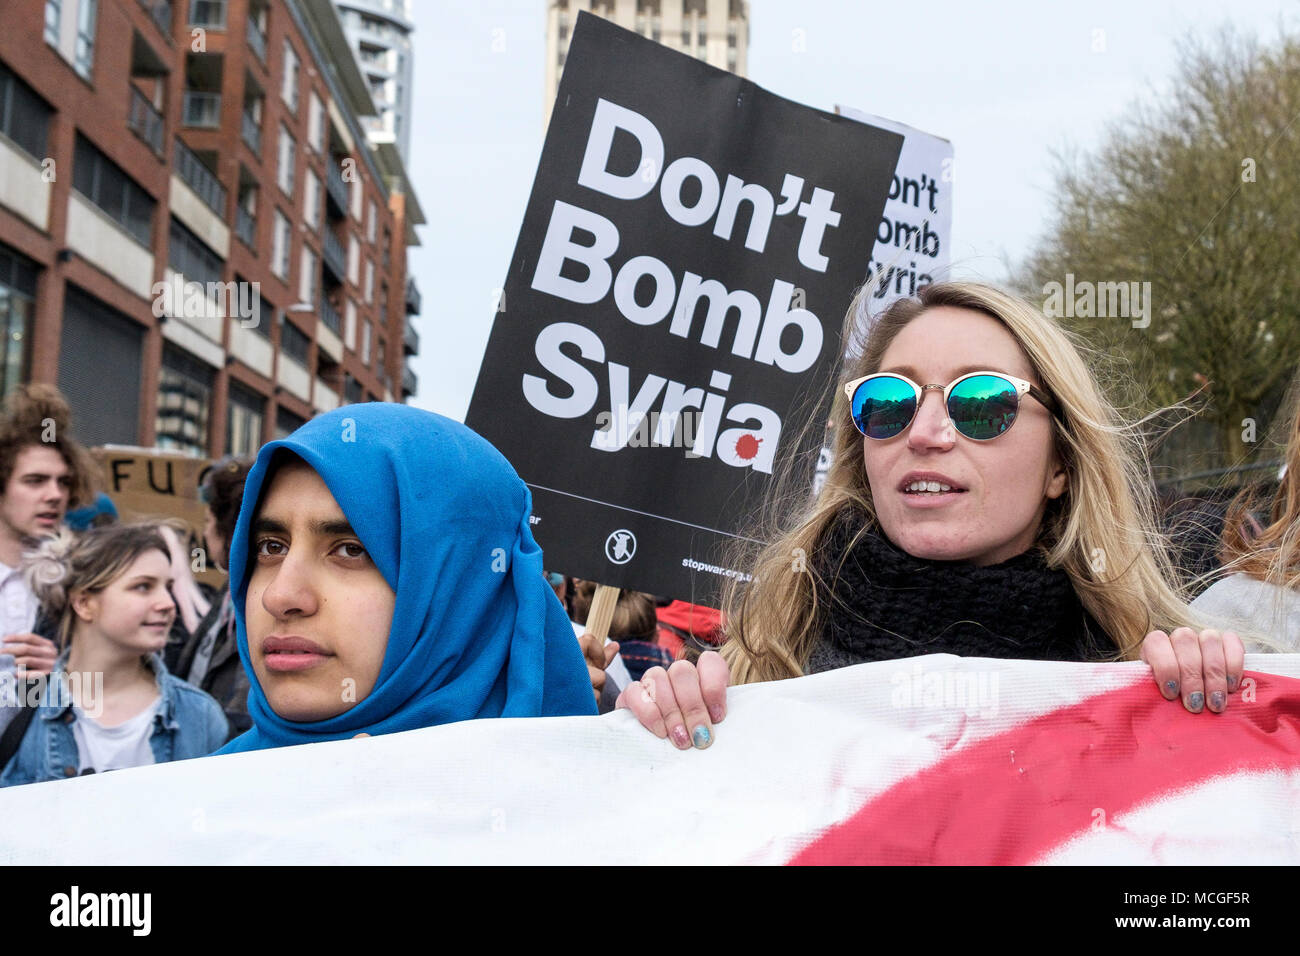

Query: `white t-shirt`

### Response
(71, 697, 161, 775)
(0, 558, 40, 640)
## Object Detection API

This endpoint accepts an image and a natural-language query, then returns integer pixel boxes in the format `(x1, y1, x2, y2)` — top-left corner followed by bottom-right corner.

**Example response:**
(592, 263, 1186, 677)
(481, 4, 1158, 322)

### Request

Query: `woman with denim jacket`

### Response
(0, 524, 227, 786)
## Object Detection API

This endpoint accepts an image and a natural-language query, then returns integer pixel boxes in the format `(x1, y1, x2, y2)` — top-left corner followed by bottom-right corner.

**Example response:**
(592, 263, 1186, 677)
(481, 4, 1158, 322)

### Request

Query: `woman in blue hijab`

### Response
(216, 403, 596, 754)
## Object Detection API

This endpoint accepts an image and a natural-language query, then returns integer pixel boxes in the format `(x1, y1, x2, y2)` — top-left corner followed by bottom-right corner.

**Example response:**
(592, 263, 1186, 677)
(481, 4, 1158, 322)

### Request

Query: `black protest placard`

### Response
(466, 12, 902, 604)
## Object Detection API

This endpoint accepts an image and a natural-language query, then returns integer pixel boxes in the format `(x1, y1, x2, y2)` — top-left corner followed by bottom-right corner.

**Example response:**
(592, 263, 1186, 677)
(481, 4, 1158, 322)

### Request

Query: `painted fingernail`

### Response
(1164, 679, 1179, 698)
(1210, 691, 1225, 712)
(692, 725, 712, 749)
(1227, 674, 1237, 691)
(709, 705, 725, 724)
(670, 725, 690, 749)
(1186, 691, 1204, 713)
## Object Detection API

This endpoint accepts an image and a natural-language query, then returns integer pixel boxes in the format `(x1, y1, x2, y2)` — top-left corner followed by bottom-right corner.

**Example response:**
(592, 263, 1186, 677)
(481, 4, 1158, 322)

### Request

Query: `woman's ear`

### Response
(1045, 461, 1069, 501)
(70, 589, 98, 624)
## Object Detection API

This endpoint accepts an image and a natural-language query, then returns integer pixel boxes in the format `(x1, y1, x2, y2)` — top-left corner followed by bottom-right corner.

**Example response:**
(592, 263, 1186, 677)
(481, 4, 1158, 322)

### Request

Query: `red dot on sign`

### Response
(734, 434, 762, 460)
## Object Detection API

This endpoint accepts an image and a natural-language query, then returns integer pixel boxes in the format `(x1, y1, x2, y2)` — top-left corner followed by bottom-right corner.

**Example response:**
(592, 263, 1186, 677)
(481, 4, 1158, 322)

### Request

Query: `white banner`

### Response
(2, 654, 1298, 865)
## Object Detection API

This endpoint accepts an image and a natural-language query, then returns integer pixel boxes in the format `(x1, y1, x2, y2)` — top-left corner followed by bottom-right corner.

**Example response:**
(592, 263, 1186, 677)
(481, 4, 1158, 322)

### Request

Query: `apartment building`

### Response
(544, 0, 749, 120)
(334, 0, 414, 166)
(0, 0, 425, 457)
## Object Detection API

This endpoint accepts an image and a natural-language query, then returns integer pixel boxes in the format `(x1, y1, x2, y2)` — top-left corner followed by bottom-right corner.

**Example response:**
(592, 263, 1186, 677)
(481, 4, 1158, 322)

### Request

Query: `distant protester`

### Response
(0, 524, 227, 786)
(569, 581, 671, 683)
(214, 404, 595, 755)
(173, 457, 254, 741)
(0, 385, 99, 730)
(1192, 401, 1300, 648)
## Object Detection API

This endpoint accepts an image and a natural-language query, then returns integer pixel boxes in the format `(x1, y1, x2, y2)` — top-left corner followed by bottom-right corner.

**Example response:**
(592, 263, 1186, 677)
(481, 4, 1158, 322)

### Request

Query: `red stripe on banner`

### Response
(789, 671, 1300, 865)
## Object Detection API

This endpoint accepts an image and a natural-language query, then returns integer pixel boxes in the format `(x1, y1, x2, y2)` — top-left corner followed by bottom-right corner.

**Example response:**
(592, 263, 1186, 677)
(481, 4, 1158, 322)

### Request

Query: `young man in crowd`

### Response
(0, 386, 98, 728)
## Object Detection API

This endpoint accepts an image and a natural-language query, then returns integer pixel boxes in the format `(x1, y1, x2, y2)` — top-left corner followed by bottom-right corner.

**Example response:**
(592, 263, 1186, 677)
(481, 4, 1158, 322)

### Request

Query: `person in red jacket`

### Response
(654, 598, 724, 660)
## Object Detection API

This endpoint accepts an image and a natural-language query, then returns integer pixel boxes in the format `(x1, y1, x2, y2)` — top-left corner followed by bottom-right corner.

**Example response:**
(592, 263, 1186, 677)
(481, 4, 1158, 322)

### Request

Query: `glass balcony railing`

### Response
(235, 206, 256, 249)
(173, 136, 227, 215)
(182, 90, 221, 129)
(241, 110, 261, 154)
(127, 85, 164, 156)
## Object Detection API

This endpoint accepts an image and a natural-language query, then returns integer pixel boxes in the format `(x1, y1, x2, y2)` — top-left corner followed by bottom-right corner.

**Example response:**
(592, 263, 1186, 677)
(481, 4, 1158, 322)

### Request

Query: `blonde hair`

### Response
(719, 281, 1202, 684)
(1208, 388, 1300, 640)
(24, 523, 172, 650)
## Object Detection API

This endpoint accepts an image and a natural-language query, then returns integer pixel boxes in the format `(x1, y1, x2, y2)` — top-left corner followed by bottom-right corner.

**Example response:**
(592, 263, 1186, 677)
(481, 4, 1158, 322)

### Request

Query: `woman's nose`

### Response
(907, 390, 956, 450)
(260, 550, 320, 619)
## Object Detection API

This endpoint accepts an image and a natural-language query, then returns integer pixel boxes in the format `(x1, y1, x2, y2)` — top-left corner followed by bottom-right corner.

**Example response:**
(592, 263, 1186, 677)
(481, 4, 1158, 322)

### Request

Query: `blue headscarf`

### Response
(216, 403, 596, 754)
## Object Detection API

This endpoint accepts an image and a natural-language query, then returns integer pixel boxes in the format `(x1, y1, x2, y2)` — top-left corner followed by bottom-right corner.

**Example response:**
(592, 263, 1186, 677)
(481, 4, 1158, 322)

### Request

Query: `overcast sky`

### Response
(403, 0, 1300, 420)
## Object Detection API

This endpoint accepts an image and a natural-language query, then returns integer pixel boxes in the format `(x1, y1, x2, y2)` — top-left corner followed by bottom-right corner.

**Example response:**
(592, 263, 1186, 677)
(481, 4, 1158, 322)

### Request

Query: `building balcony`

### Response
(173, 136, 227, 216)
(240, 110, 261, 154)
(402, 365, 417, 397)
(404, 276, 420, 315)
(138, 0, 173, 36)
(127, 85, 165, 157)
(325, 163, 348, 218)
(403, 320, 418, 356)
(189, 0, 227, 29)
(246, 19, 267, 63)
(320, 295, 342, 335)
(182, 90, 221, 128)
(322, 229, 346, 283)
(235, 206, 255, 250)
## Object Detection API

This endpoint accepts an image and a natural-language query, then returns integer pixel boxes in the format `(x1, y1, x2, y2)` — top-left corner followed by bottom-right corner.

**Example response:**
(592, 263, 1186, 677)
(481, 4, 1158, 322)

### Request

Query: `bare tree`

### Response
(1018, 27, 1300, 480)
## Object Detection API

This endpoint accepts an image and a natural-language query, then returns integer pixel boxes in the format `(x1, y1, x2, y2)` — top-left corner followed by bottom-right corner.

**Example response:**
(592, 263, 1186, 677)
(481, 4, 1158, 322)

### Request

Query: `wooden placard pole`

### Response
(584, 584, 621, 640)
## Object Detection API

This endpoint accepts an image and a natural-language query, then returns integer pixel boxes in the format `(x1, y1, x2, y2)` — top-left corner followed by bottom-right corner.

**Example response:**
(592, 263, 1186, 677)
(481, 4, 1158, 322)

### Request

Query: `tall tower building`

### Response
(545, 1, 750, 120)
(334, 0, 415, 165)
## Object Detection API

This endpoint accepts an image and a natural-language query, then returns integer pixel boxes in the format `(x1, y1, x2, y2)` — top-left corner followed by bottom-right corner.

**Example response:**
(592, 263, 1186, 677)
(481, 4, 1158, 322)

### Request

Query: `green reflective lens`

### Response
(851, 376, 917, 439)
(947, 375, 1019, 440)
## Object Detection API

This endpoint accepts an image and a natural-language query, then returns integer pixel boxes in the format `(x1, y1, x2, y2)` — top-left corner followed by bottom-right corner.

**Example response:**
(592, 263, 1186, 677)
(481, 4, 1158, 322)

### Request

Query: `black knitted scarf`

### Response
(805, 506, 1111, 673)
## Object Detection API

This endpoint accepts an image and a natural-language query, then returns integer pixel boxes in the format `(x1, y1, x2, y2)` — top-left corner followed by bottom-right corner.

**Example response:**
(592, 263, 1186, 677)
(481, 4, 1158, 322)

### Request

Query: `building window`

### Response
(73, 133, 155, 246)
(277, 123, 296, 197)
(69, 0, 98, 79)
(304, 170, 321, 228)
(346, 234, 359, 285)
(0, 243, 38, 398)
(281, 39, 299, 112)
(349, 172, 363, 220)
(279, 314, 310, 365)
(168, 216, 224, 288)
(307, 91, 325, 152)
(366, 200, 376, 243)
(271, 209, 291, 280)
(298, 245, 316, 306)
(239, 274, 273, 338)
(0, 61, 54, 160)
(343, 373, 362, 405)
(44, 1, 60, 46)
(189, 0, 226, 28)
(361, 320, 371, 364)
(156, 345, 214, 456)
(226, 381, 265, 456)
(274, 406, 305, 439)
(363, 259, 373, 304)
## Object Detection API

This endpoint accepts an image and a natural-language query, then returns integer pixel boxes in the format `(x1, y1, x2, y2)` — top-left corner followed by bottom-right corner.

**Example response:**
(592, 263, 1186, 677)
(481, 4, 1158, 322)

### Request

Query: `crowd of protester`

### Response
(0, 280, 1297, 786)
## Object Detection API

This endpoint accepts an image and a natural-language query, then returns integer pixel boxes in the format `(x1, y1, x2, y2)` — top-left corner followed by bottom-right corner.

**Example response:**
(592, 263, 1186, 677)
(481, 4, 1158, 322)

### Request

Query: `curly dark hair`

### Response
(199, 456, 253, 569)
(0, 384, 98, 507)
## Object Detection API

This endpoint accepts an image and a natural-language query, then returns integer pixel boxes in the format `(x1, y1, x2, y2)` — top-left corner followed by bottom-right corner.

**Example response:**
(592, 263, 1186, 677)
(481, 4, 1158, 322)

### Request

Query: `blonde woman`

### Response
(1191, 398, 1300, 647)
(2, 524, 227, 785)
(617, 282, 1241, 749)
